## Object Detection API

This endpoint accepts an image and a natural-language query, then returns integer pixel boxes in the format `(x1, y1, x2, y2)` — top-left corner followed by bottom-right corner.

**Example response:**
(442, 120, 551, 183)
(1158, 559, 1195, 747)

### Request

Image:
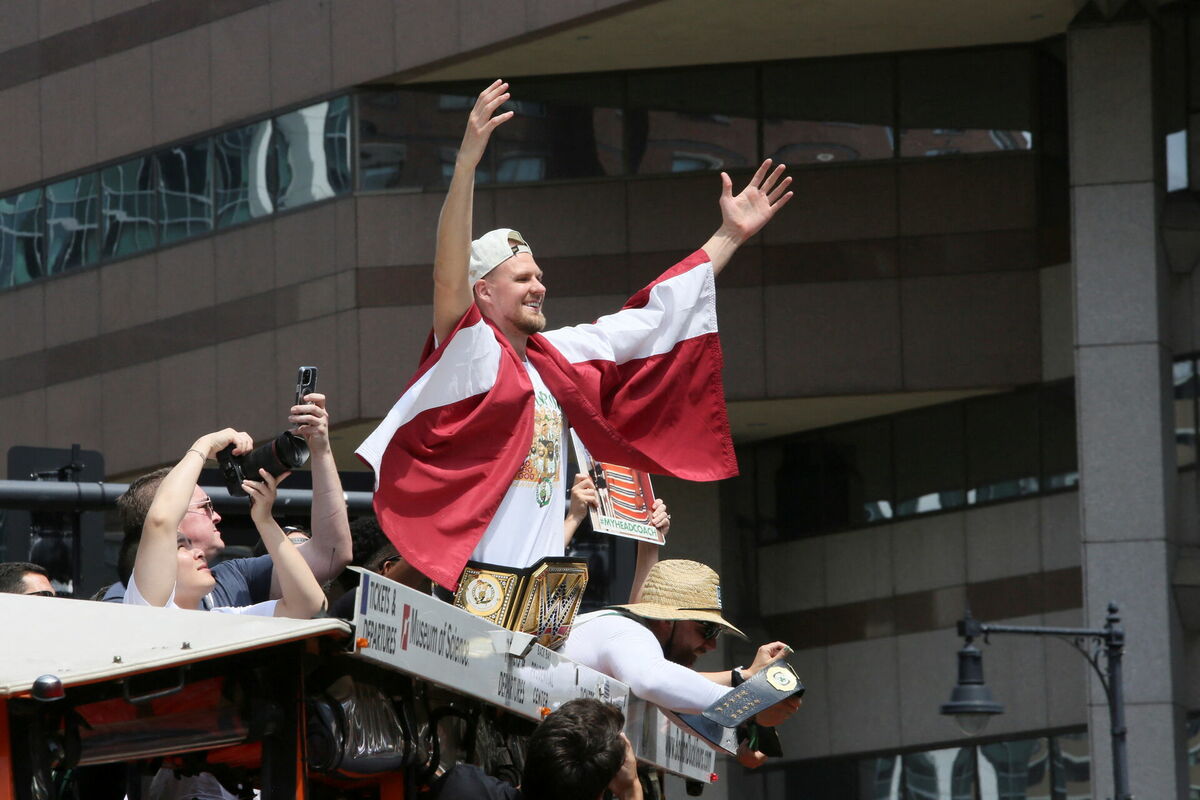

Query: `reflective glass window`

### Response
(1175, 359, 1197, 468)
(780, 755, 859, 797)
(730, 443, 762, 544)
(0, 188, 45, 288)
(894, 404, 966, 516)
(45, 174, 100, 274)
(156, 141, 212, 244)
(358, 89, 477, 190)
(1039, 382, 1079, 490)
(751, 731, 1097, 798)
(275, 97, 351, 210)
(902, 747, 976, 799)
(775, 434, 829, 538)
(491, 75, 624, 183)
(965, 391, 1039, 504)
(1164, 12, 1188, 191)
(763, 58, 895, 164)
(898, 49, 1034, 157)
(825, 420, 895, 524)
(776, 420, 894, 538)
(359, 79, 622, 191)
(1168, 128, 1189, 192)
(627, 66, 758, 174)
(860, 755, 901, 799)
(1185, 716, 1200, 800)
(214, 120, 274, 228)
(754, 441, 784, 544)
(325, 95, 352, 194)
(978, 738, 1051, 800)
(1052, 732, 1090, 799)
(101, 157, 156, 258)
(1037, 52, 1067, 159)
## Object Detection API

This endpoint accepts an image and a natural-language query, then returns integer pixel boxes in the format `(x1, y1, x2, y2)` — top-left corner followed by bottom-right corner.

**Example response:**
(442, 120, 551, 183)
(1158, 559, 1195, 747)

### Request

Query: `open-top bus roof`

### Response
(0, 594, 350, 697)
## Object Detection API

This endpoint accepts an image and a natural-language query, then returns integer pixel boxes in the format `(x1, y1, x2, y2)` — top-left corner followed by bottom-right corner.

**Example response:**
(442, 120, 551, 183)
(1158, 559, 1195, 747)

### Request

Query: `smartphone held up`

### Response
(216, 366, 318, 498)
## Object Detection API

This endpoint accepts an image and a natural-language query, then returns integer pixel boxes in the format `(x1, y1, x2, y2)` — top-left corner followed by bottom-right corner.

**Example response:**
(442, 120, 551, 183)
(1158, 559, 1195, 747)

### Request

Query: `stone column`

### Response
(1069, 7, 1189, 799)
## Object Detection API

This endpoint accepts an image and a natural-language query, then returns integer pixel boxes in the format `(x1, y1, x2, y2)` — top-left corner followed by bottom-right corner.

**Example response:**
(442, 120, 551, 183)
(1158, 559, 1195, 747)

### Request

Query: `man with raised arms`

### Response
(358, 79, 792, 591)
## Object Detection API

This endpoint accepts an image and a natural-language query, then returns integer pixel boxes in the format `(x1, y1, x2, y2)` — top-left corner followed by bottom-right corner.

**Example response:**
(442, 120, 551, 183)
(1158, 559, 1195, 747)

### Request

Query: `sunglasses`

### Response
(697, 620, 723, 641)
(25, 590, 55, 597)
(380, 555, 403, 572)
(186, 498, 216, 519)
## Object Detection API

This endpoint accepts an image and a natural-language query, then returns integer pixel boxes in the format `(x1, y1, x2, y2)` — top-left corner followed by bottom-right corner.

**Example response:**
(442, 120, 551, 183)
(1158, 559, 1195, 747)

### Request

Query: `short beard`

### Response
(514, 312, 546, 335)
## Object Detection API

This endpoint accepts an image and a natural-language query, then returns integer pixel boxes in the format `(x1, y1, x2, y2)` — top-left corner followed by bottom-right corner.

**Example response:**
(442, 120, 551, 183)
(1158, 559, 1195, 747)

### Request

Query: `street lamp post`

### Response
(940, 602, 1130, 800)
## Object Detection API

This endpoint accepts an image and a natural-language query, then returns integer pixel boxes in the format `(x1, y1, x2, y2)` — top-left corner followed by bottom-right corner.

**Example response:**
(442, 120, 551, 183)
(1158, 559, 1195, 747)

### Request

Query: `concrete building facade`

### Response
(2, 0, 1199, 796)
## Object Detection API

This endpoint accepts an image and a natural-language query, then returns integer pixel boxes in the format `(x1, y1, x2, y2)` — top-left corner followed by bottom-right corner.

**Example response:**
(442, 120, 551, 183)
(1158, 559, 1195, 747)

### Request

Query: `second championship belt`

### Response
(454, 557, 588, 650)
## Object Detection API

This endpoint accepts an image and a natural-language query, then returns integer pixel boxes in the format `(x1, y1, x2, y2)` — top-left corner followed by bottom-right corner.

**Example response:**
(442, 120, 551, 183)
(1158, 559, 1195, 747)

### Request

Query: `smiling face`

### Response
(475, 251, 546, 344)
(178, 486, 224, 562)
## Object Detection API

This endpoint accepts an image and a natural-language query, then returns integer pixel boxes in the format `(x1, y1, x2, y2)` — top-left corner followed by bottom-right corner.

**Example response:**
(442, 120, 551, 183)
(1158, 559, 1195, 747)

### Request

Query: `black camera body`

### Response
(217, 431, 310, 498)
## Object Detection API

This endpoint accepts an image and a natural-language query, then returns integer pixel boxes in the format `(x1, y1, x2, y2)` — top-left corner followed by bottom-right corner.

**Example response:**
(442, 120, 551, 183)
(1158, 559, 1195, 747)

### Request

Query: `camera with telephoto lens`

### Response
(218, 366, 318, 498)
(217, 431, 309, 498)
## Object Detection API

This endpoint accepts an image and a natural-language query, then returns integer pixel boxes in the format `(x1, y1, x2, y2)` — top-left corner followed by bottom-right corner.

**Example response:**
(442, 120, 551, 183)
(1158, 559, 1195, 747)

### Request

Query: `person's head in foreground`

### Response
(521, 698, 634, 800)
(614, 559, 746, 667)
(469, 228, 545, 341)
(0, 561, 55, 596)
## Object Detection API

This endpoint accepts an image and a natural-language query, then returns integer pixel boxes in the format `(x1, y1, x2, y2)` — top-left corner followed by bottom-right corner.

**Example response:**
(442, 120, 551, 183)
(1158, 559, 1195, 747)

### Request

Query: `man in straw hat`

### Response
(358, 80, 793, 594)
(560, 559, 801, 754)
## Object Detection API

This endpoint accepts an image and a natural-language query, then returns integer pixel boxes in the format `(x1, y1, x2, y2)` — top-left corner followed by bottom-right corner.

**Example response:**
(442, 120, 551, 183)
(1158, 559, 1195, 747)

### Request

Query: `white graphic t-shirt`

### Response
(471, 361, 566, 568)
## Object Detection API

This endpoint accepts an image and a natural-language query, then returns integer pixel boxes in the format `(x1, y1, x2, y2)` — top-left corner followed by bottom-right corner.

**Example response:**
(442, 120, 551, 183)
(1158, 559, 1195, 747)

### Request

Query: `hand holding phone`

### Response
(291, 366, 328, 449)
(295, 366, 319, 406)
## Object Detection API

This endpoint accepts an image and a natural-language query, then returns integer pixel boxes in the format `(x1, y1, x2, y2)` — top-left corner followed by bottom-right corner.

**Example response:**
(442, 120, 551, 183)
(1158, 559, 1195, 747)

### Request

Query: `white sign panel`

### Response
(624, 698, 725, 784)
(348, 569, 719, 782)
(350, 568, 617, 719)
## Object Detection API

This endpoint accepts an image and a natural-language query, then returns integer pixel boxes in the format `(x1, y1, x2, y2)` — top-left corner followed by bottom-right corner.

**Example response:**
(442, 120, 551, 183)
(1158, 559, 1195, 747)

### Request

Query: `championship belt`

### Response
(453, 557, 588, 650)
(701, 659, 805, 728)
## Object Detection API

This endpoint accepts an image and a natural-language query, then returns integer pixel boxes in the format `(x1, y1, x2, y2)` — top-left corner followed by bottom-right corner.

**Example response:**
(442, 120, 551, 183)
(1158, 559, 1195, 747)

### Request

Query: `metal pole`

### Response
(0, 479, 375, 514)
(954, 602, 1134, 800)
(1103, 603, 1131, 800)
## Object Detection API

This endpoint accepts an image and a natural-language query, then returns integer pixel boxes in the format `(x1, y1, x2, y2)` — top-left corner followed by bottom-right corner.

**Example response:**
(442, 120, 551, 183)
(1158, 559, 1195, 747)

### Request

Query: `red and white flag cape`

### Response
(357, 249, 736, 589)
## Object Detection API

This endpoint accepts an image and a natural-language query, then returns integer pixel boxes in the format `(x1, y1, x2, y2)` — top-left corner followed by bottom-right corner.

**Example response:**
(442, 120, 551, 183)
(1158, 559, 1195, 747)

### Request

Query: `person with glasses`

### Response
(0, 561, 56, 596)
(118, 428, 327, 800)
(559, 559, 800, 766)
(120, 427, 326, 618)
(102, 392, 352, 609)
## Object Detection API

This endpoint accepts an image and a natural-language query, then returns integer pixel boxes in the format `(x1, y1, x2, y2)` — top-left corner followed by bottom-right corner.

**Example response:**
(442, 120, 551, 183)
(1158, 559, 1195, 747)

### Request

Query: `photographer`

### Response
(123, 427, 326, 617)
(104, 393, 351, 608)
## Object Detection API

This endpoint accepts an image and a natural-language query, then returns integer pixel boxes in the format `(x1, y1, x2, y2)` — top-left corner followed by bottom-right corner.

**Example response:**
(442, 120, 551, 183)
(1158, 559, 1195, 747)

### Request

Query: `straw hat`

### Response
(613, 559, 746, 638)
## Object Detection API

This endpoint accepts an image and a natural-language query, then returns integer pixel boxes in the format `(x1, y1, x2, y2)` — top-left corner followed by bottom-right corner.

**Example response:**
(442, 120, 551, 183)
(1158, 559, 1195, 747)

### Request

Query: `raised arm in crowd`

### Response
(125, 428, 325, 618)
(269, 392, 353, 599)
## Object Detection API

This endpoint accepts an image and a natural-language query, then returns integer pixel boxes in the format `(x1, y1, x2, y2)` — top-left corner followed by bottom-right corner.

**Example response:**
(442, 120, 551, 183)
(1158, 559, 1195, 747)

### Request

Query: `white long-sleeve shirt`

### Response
(560, 611, 728, 713)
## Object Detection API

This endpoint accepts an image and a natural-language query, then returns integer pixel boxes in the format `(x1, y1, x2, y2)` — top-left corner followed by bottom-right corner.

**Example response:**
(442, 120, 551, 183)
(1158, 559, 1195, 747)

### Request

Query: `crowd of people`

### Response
(3, 78, 800, 799)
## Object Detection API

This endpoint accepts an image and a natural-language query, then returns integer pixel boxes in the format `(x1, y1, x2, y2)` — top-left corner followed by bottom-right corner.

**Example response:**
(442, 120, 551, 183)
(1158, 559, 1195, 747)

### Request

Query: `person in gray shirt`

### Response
(103, 392, 351, 607)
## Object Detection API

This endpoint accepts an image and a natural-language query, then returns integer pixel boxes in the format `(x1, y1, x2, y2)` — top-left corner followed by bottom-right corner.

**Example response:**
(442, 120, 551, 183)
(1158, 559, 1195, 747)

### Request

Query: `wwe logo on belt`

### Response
(536, 578, 577, 643)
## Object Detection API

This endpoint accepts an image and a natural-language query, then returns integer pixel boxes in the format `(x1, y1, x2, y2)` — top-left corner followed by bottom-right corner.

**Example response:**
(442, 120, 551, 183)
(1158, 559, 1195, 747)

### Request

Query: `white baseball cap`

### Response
(468, 228, 532, 283)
